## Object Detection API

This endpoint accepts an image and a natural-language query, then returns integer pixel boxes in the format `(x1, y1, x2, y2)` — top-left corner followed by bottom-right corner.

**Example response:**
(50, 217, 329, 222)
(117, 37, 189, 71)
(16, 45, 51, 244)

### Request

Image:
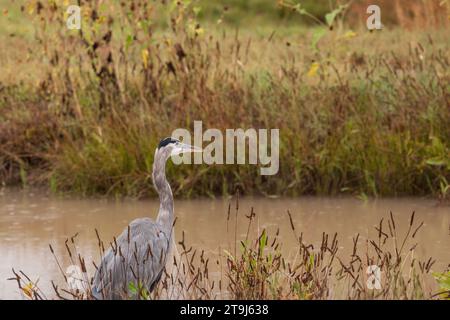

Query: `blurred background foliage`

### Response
(1, 0, 449, 36)
(181, 0, 448, 29)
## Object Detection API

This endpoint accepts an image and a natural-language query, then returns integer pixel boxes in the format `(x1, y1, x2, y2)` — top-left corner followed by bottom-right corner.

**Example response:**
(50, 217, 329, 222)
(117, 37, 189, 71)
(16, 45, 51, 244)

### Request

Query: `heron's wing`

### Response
(92, 218, 170, 299)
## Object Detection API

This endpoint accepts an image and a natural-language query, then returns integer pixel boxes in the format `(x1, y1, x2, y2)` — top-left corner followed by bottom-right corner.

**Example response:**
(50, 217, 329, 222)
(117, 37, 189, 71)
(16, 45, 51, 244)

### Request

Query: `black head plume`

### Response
(158, 137, 178, 149)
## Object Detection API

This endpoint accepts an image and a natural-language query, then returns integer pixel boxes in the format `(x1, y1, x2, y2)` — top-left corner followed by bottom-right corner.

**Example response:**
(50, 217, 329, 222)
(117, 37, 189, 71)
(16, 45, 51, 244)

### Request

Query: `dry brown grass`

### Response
(0, 0, 449, 199)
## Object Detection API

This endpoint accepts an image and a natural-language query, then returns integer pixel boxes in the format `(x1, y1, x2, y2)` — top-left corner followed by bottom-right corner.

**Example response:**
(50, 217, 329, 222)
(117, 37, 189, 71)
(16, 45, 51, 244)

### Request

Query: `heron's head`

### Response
(155, 137, 202, 161)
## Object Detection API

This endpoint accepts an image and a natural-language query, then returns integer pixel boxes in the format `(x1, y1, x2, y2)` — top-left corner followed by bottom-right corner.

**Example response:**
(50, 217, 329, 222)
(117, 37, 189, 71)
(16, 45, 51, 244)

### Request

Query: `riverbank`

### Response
(0, 1, 449, 199)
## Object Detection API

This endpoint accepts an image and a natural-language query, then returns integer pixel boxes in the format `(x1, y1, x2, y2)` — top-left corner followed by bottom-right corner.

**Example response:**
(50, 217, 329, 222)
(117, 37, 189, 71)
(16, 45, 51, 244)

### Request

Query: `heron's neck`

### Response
(153, 152, 174, 232)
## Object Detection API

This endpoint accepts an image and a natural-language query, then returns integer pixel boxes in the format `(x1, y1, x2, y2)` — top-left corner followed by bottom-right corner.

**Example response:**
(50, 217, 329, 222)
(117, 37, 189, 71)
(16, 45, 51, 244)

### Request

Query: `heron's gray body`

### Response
(92, 217, 171, 299)
(91, 139, 193, 299)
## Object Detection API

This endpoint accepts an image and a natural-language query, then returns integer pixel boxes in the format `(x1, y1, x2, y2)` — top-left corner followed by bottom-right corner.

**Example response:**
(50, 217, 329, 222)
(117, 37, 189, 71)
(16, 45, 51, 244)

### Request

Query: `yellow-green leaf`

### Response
(141, 49, 149, 69)
(307, 62, 320, 77)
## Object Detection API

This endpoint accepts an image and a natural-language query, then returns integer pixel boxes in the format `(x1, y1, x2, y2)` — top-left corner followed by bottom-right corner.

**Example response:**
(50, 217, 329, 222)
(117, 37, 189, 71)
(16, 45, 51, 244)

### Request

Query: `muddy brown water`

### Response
(0, 189, 449, 299)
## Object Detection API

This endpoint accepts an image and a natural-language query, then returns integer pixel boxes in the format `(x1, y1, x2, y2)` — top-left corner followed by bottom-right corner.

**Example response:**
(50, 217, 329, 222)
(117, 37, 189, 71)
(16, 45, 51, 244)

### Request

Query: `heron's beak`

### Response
(171, 143, 202, 156)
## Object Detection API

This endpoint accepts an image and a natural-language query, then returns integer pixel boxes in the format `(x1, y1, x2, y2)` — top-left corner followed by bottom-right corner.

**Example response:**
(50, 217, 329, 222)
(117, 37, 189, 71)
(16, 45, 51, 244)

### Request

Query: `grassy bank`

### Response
(0, 0, 449, 198)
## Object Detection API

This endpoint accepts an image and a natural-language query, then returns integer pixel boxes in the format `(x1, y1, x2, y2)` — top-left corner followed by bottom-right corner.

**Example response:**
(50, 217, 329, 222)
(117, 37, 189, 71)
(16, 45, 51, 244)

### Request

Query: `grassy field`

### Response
(0, 0, 449, 199)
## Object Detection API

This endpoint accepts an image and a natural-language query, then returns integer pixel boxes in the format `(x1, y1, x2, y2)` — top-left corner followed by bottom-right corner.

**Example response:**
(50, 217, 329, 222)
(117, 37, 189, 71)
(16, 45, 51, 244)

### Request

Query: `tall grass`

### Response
(0, 0, 449, 198)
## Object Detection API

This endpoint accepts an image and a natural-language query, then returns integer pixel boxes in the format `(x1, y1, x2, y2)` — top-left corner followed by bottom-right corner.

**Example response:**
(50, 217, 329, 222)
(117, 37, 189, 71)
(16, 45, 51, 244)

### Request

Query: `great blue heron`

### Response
(91, 137, 201, 299)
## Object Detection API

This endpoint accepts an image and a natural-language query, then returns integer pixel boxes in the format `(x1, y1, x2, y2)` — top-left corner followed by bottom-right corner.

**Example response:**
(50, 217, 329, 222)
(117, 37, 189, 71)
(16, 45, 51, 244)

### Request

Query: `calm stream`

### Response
(0, 189, 449, 299)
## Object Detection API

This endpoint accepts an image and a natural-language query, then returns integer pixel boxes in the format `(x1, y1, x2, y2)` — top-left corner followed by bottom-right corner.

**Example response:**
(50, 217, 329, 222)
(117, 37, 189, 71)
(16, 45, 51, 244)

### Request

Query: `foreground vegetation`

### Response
(9, 199, 450, 300)
(0, 0, 449, 199)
